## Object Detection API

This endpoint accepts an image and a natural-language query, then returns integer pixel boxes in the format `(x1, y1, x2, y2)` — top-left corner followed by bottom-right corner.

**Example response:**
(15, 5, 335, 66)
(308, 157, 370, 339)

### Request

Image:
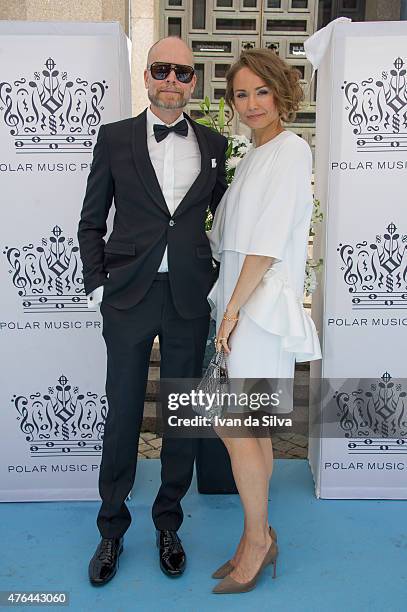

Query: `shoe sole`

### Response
(159, 562, 186, 578)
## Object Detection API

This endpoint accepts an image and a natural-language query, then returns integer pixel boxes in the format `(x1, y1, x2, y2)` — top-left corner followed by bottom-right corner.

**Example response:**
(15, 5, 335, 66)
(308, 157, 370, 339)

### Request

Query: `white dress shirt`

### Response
(87, 106, 201, 308)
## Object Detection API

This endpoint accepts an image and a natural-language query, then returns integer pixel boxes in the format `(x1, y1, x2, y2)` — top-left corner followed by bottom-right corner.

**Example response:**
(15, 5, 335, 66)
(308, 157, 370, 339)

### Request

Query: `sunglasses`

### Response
(148, 62, 195, 84)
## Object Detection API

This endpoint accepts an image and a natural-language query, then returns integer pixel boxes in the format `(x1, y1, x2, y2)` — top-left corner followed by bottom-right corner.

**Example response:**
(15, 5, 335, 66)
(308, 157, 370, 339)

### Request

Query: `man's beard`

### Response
(148, 90, 189, 109)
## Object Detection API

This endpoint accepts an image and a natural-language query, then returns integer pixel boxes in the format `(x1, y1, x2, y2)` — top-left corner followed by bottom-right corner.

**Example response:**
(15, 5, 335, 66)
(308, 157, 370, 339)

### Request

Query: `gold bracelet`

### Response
(223, 311, 239, 322)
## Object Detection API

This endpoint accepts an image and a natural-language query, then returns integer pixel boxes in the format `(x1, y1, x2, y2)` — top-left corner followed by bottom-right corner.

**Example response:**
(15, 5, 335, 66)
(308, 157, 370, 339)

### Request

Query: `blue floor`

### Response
(1, 459, 406, 612)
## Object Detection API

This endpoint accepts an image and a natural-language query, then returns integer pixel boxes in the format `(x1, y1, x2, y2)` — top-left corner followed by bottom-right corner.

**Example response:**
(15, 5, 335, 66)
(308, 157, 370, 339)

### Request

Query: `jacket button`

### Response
(169, 219, 175, 227)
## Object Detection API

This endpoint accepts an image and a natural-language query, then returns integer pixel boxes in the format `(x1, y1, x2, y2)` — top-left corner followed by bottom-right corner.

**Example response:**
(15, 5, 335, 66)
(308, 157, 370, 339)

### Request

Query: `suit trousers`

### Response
(97, 274, 209, 538)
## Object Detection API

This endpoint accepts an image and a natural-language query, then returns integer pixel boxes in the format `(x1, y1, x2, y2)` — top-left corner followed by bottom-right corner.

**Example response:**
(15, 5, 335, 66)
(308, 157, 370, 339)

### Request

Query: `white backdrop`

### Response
(308, 20, 407, 499)
(0, 22, 131, 501)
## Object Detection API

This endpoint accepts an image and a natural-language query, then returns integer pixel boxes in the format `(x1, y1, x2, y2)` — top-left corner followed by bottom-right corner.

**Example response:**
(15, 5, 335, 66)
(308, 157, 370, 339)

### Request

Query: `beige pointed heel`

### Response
(212, 538, 278, 594)
(211, 525, 277, 579)
(211, 559, 234, 580)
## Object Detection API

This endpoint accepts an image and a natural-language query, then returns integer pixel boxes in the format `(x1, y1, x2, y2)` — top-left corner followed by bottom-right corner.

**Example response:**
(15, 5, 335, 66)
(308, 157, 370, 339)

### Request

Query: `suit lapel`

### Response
(173, 112, 211, 218)
(131, 109, 169, 216)
(131, 109, 211, 217)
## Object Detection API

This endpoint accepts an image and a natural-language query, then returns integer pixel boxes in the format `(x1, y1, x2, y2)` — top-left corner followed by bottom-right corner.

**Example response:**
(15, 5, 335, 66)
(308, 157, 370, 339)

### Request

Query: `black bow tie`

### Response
(153, 119, 188, 143)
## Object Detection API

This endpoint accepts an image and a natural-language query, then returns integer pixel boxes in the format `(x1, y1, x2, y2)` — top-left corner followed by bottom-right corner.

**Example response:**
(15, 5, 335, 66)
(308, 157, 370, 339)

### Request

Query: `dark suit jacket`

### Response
(77, 109, 228, 318)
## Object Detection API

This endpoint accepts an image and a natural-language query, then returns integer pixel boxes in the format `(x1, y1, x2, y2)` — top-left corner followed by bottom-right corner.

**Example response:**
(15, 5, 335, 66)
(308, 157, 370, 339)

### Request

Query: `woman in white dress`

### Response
(208, 49, 322, 594)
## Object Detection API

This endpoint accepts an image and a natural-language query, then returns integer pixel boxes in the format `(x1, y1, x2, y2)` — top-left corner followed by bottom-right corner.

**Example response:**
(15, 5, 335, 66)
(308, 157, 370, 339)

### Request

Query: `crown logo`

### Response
(3, 225, 90, 313)
(12, 374, 107, 457)
(0, 57, 108, 153)
(337, 222, 407, 309)
(335, 372, 407, 440)
(342, 57, 407, 151)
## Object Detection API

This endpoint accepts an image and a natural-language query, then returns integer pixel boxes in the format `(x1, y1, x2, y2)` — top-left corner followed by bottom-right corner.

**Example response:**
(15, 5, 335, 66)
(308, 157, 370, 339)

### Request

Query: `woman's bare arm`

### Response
(216, 254, 274, 353)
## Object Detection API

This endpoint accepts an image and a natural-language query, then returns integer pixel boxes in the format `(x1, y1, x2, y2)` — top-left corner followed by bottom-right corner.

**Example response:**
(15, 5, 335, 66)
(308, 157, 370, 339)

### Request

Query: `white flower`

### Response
(230, 134, 252, 155)
(226, 156, 241, 170)
(236, 134, 251, 146)
(238, 142, 252, 155)
(304, 265, 317, 295)
(230, 134, 244, 144)
(310, 198, 323, 235)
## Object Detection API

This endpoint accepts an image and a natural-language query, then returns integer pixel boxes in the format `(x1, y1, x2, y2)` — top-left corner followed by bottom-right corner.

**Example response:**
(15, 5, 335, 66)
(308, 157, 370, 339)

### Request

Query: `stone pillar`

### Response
(0, 0, 129, 35)
(130, 0, 158, 117)
(0, 0, 26, 19)
(365, 0, 401, 20)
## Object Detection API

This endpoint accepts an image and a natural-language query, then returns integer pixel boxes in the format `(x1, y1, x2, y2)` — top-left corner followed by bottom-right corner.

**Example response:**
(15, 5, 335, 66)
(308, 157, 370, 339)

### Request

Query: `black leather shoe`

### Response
(88, 537, 123, 586)
(156, 530, 186, 577)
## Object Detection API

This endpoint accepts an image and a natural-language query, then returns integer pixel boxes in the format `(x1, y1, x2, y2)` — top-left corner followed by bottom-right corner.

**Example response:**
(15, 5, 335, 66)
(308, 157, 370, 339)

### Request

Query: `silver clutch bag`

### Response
(193, 348, 229, 424)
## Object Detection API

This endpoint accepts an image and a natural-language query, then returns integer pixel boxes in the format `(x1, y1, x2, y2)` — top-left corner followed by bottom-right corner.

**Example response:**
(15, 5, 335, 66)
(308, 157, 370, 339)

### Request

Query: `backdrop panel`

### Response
(308, 20, 407, 499)
(0, 21, 131, 501)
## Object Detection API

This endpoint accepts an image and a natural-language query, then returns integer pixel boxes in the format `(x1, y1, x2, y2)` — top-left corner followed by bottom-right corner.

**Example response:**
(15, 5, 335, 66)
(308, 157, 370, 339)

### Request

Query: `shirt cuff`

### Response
(87, 285, 104, 308)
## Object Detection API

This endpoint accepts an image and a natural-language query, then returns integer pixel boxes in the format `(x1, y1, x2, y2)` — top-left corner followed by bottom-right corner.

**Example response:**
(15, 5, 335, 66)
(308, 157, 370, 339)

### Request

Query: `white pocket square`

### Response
(211, 158, 217, 168)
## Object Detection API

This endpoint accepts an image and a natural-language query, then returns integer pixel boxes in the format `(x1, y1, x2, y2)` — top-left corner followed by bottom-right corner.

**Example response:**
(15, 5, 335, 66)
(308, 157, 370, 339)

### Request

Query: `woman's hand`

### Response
(215, 310, 239, 354)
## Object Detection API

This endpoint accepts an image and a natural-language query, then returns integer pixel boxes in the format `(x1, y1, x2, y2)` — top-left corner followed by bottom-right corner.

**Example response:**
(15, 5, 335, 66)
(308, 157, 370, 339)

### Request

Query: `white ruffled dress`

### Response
(207, 130, 321, 411)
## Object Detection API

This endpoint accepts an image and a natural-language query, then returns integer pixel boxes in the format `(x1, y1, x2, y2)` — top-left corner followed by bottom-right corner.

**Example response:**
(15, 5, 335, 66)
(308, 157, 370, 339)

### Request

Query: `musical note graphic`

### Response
(3, 226, 95, 314)
(14, 135, 93, 154)
(22, 295, 90, 313)
(347, 438, 407, 454)
(13, 375, 108, 457)
(0, 58, 108, 154)
(338, 223, 407, 310)
(342, 57, 407, 151)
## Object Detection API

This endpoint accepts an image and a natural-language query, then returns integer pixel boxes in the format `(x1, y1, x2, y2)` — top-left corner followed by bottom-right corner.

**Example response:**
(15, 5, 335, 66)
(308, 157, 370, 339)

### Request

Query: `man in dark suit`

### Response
(78, 35, 228, 585)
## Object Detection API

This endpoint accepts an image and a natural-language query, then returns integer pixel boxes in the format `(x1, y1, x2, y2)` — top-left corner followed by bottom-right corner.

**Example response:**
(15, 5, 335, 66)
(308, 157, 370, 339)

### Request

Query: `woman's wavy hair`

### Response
(225, 48, 304, 123)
